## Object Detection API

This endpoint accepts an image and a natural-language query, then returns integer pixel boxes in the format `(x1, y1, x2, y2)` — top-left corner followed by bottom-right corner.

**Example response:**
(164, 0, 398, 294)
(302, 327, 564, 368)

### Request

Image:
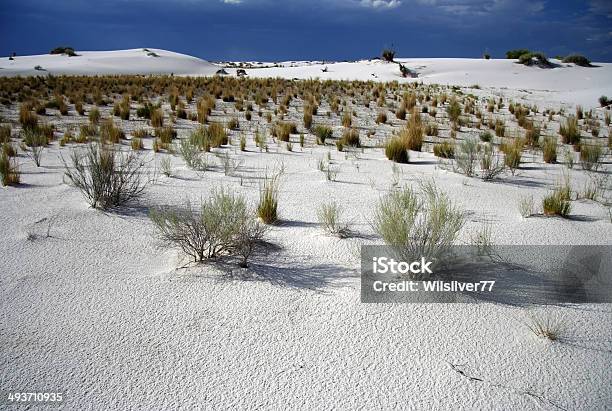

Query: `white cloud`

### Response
(360, 0, 401, 8)
(221, 0, 242, 4)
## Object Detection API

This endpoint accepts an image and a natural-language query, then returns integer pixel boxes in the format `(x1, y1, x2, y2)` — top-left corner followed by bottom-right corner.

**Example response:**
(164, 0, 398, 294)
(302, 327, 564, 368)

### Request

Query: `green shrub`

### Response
(479, 131, 493, 142)
(149, 190, 266, 267)
(506, 49, 531, 59)
(373, 182, 464, 273)
(455, 138, 479, 177)
(63, 144, 149, 209)
(382, 49, 395, 62)
(562, 54, 591, 67)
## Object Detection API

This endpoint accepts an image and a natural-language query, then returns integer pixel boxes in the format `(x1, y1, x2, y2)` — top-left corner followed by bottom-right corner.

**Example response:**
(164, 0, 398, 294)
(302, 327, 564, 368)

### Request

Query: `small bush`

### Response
(50, 46, 77, 56)
(562, 54, 591, 67)
(63, 144, 149, 209)
(455, 138, 479, 177)
(506, 49, 531, 59)
(150, 190, 266, 267)
(0, 152, 20, 186)
(317, 201, 350, 238)
(381, 49, 395, 62)
(518, 52, 550, 67)
(385, 137, 409, 163)
(599, 96, 611, 107)
(180, 138, 207, 171)
(373, 182, 464, 273)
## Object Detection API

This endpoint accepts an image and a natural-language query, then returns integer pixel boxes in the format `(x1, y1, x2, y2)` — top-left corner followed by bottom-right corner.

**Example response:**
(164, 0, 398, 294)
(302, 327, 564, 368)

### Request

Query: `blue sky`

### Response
(1, 0, 611, 61)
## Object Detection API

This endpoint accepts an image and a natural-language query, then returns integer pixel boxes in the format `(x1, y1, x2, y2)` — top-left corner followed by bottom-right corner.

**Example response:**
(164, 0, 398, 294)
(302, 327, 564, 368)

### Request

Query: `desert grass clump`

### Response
(579, 144, 602, 171)
(88, 107, 101, 125)
(63, 144, 149, 209)
(257, 173, 280, 224)
(150, 108, 164, 128)
(99, 120, 125, 144)
(502, 138, 524, 174)
(204, 123, 225, 147)
(155, 126, 177, 145)
(340, 128, 360, 147)
(227, 117, 239, 130)
(314, 125, 333, 145)
(2, 143, 16, 157)
(373, 181, 464, 273)
(0, 152, 20, 186)
(542, 137, 557, 163)
(131, 138, 144, 151)
(19, 105, 38, 130)
(273, 121, 297, 142)
(317, 201, 350, 238)
(149, 190, 266, 267)
(518, 195, 534, 218)
(398, 108, 423, 151)
(526, 311, 565, 341)
(376, 111, 387, 124)
(0, 125, 11, 143)
(559, 116, 580, 145)
(385, 137, 409, 163)
(303, 110, 313, 130)
(21, 128, 47, 166)
(446, 98, 461, 125)
(341, 110, 352, 128)
(433, 141, 454, 158)
(543, 190, 571, 217)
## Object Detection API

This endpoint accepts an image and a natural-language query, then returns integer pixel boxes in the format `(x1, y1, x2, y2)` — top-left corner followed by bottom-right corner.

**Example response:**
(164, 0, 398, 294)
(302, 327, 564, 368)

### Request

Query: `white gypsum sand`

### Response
(0, 49, 611, 409)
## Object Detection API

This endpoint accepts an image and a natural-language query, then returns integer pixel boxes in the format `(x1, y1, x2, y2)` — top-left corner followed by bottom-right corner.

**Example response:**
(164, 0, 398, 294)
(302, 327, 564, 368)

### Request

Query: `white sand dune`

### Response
(0, 48, 218, 77)
(244, 58, 612, 109)
(2, 48, 611, 108)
